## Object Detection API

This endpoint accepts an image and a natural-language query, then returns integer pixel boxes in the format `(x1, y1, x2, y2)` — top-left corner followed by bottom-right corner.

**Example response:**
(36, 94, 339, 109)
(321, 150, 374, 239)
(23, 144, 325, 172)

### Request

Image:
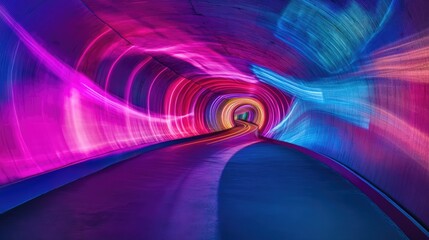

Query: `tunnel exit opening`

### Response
(233, 104, 258, 126)
(218, 97, 266, 131)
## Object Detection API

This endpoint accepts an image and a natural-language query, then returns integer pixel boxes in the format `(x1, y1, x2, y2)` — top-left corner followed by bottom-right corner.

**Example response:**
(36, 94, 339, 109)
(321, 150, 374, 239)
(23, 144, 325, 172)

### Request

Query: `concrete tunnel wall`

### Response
(0, 0, 428, 228)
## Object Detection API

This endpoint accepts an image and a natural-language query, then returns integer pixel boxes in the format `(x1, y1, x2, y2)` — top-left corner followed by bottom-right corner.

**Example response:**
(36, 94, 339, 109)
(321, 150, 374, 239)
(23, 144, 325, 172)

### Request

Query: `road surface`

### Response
(0, 121, 406, 239)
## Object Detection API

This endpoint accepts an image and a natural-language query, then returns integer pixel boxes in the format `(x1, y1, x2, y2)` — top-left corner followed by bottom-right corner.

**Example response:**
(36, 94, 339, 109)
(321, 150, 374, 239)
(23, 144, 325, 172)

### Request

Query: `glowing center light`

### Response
(219, 98, 266, 130)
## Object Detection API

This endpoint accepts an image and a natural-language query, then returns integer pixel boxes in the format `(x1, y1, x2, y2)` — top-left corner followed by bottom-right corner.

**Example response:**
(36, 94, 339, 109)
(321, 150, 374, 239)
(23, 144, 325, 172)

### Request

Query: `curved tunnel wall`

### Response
(0, 0, 428, 229)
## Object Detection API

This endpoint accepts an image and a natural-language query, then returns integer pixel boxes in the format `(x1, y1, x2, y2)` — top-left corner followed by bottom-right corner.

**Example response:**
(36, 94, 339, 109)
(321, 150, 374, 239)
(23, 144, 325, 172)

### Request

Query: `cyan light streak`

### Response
(252, 65, 371, 135)
(250, 65, 324, 102)
(1, 0, 429, 230)
(276, 0, 396, 73)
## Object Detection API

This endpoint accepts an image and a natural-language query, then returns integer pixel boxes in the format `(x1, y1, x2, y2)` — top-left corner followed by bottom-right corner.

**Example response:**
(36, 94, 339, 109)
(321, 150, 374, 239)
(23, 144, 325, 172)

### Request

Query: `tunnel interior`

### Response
(233, 104, 257, 124)
(0, 0, 429, 238)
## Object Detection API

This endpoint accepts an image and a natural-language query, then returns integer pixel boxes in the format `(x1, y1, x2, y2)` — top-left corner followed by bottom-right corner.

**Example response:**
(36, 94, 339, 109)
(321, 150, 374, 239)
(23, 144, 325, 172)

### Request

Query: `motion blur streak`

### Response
(276, 0, 395, 72)
(0, 0, 428, 233)
(358, 29, 429, 83)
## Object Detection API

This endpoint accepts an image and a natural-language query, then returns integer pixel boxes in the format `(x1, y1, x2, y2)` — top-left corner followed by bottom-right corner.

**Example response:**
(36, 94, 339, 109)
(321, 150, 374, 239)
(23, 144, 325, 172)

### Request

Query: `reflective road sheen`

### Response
(0, 122, 406, 240)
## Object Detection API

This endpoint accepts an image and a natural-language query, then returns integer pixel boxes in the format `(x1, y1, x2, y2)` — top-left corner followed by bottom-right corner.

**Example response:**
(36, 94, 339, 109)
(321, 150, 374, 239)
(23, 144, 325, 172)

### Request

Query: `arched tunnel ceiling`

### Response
(1, 0, 429, 231)
(82, 0, 306, 81)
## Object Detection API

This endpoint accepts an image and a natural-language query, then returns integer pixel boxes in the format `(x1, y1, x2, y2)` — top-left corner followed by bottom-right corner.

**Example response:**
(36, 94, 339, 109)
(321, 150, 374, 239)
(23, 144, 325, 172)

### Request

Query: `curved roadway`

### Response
(0, 121, 406, 239)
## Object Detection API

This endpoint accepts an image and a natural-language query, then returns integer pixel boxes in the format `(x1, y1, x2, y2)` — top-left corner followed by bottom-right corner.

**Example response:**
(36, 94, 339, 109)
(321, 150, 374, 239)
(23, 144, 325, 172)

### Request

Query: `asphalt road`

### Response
(0, 121, 406, 239)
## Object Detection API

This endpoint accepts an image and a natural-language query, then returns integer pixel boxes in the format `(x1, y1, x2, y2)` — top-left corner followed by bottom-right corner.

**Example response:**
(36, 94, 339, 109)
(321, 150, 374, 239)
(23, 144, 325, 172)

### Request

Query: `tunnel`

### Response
(0, 0, 428, 239)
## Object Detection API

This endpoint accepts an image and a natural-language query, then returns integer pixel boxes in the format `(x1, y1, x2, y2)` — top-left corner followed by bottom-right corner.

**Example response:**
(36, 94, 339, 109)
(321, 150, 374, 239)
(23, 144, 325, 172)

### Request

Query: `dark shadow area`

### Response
(217, 142, 407, 240)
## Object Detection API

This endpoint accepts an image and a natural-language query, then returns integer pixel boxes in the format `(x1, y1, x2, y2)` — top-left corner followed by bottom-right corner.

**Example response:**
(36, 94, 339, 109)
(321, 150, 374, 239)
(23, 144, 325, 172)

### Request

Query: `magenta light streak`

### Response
(0, 5, 199, 184)
(0, 3, 288, 185)
(1, 0, 429, 231)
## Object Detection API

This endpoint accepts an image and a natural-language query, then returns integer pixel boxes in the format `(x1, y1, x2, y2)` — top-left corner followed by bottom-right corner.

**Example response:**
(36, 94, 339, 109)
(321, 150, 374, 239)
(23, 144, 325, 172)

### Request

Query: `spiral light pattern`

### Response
(0, 0, 429, 229)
